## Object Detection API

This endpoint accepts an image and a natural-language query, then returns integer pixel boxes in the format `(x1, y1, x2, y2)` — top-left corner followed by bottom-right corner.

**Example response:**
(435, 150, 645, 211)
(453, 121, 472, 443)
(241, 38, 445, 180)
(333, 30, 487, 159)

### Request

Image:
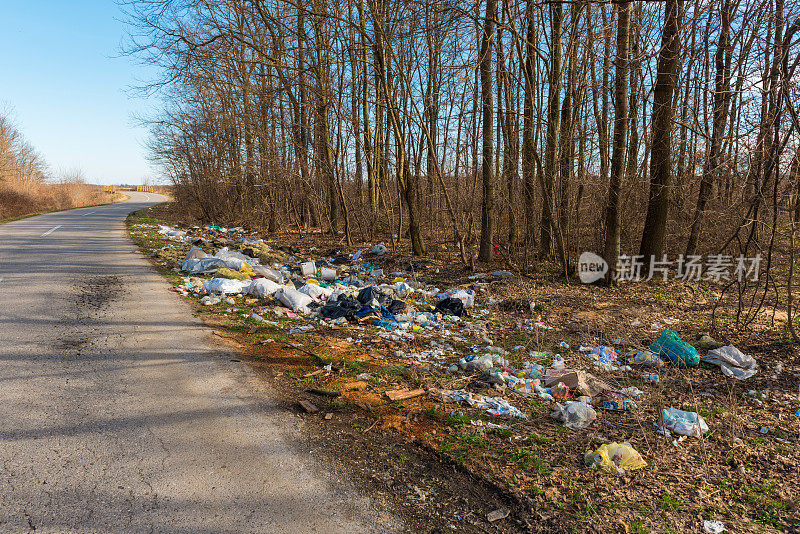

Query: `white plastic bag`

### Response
(298, 283, 333, 301)
(204, 278, 251, 295)
(276, 287, 314, 313)
(701, 345, 758, 380)
(551, 401, 596, 430)
(213, 247, 258, 270)
(158, 225, 185, 239)
(450, 288, 475, 308)
(253, 265, 284, 283)
(248, 278, 282, 298)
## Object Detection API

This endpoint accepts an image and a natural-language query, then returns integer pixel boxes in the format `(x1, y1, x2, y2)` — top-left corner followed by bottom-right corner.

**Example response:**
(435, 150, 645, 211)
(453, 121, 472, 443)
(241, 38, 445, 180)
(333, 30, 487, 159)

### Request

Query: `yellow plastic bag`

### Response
(217, 267, 251, 280)
(585, 442, 647, 472)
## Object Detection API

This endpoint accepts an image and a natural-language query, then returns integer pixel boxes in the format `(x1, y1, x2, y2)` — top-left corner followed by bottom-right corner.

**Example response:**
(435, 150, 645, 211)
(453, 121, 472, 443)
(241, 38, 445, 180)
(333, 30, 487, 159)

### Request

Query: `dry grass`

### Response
(0, 180, 115, 221)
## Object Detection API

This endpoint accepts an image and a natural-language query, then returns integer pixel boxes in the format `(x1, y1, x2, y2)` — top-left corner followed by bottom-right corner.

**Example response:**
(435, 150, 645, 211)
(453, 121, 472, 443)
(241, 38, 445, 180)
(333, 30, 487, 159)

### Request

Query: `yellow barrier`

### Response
(102, 185, 117, 193)
(135, 186, 154, 192)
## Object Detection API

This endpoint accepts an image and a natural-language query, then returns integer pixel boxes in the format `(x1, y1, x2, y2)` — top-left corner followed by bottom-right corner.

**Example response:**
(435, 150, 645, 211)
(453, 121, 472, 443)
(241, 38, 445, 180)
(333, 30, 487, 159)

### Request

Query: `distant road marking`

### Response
(40, 226, 62, 237)
(81, 211, 96, 217)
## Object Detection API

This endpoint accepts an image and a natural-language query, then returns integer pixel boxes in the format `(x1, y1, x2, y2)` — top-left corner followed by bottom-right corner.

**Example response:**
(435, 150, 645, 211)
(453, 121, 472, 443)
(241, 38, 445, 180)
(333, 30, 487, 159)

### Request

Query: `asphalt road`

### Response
(0, 192, 396, 533)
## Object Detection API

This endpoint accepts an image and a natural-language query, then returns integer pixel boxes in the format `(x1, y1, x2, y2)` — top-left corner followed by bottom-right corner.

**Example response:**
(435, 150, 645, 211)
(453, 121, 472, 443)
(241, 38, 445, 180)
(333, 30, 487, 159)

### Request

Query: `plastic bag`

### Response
(185, 245, 208, 261)
(357, 285, 389, 306)
(701, 345, 758, 380)
(650, 329, 700, 368)
(320, 293, 361, 321)
(450, 289, 475, 308)
(248, 278, 282, 298)
(204, 278, 252, 295)
(394, 281, 413, 297)
(370, 243, 388, 255)
(216, 267, 251, 280)
(628, 350, 665, 367)
(387, 299, 406, 315)
(591, 346, 618, 364)
(275, 287, 314, 313)
(181, 257, 227, 274)
(238, 262, 254, 277)
(158, 225, 185, 239)
(585, 442, 647, 472)
(660, 407, 709, 437)
(436, 297, 465, 317)
(213, 248, 257, 270)
(432, 389, 526, 418)
(550, 401, 596, 430)
(298, 283, 333, 301)
(253, 265, 284, 283)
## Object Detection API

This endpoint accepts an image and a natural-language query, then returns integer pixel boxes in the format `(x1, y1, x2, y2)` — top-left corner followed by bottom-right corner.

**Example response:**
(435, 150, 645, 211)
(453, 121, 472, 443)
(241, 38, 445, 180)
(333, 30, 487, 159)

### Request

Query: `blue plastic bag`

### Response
(650, 329, 699, 368)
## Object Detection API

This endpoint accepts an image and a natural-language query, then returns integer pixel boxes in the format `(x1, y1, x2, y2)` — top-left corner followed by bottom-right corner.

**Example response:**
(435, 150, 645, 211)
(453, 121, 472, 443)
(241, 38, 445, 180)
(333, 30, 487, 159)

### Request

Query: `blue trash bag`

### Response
(650, 329, 700, 368)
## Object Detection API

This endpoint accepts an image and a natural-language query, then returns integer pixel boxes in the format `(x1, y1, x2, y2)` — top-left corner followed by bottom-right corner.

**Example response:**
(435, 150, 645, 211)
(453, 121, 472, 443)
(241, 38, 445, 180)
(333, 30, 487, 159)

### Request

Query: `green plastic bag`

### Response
(650, 329, 699, 368)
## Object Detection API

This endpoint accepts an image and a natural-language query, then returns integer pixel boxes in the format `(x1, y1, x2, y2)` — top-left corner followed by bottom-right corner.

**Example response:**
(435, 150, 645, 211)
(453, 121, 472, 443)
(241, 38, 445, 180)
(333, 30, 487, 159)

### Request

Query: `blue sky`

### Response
(0, 2, 157, 185)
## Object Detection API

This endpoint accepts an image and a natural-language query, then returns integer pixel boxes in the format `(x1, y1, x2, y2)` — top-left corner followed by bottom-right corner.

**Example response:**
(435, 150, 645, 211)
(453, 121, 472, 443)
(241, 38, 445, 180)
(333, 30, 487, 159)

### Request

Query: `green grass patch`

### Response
(505, 449, 550, 474)
(658, 491, 682, 511)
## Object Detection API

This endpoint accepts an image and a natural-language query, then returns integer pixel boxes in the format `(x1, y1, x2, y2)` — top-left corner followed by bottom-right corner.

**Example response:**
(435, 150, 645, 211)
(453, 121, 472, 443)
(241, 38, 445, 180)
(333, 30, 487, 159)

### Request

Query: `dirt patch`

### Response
(53, 275, 125, 354)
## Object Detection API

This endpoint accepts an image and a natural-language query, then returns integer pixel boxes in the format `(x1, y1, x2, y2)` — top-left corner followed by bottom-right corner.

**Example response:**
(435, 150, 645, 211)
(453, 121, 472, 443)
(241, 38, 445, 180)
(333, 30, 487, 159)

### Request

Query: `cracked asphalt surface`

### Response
(0, 192, 398, 533)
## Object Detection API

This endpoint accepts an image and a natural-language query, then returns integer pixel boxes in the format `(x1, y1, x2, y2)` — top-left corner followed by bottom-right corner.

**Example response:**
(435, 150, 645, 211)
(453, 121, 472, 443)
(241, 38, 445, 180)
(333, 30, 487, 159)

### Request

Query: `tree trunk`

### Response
(639, 0, 683, 262)
(540, 1, 562, 257)
(477, 0, 498, 262)
(603, 0, 631, 284)
(522, 0, 536, 245)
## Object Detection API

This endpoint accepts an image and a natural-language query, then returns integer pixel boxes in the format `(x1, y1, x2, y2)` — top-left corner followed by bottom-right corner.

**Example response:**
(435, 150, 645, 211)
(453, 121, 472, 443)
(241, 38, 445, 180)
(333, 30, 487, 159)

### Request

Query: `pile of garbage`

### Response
(141, 222, 775, 474)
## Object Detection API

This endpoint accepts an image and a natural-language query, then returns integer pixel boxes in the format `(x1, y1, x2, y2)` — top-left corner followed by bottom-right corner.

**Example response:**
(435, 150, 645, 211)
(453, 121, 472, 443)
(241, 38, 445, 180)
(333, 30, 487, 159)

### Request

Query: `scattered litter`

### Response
(701, 345, 758, 380)
(659, 407, 709, 437)
(551, 401, 596, 430)
(370, 243, 388, 255)
(703, 520, 726, 533)
(650, 329, 700, 368)
(585, 442, 647, 473)
(432, 389, 527, 418)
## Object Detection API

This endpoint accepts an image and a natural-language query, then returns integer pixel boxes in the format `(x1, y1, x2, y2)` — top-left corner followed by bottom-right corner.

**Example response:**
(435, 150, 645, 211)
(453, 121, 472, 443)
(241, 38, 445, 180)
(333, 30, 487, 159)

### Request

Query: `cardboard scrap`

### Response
(542, 370, 612, 397)
(385, 388, 425, 402)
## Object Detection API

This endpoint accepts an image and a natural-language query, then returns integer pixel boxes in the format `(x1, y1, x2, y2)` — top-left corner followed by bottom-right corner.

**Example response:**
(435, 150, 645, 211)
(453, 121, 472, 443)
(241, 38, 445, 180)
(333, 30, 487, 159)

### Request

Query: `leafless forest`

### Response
(123, 0, 800, 275)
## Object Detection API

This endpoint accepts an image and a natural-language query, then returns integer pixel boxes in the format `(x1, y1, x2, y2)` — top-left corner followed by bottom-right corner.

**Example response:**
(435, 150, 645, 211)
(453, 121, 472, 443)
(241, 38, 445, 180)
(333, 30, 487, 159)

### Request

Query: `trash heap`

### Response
(138, 222, 781, 476)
